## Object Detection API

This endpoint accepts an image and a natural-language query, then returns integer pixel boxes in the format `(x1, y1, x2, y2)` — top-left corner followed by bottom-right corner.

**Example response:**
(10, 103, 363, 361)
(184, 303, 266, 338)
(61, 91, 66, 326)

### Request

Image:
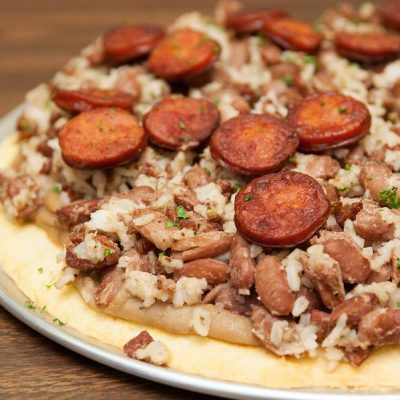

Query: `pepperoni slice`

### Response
(52, 88, 136, 114)
(103, 25, 165, 63)
(59, 107, 145, 169)
(234, 171, 330, 247)
(382, 0, 400, 30)
(334, 31, 400, 63)
(287, 91, 371, 152)
(261, 17, 322, 52)
(143, 96, 220, 150)
(210, 113, 298, 175)
(226, 9, 287, 34)
(148, 29, 221, 80)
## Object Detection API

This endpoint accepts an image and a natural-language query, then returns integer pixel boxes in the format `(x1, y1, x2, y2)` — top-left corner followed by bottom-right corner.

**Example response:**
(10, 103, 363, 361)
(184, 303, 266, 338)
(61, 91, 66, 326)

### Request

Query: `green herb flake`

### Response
(344, 163, 352, 171)
(397, 300, 400, 309)
(40, 305, 47, 313)
(46, 282, 56, 289)
(212, 98, 220, 106)
(110, 108, 117, 114)
(179, 121, 187, 131)
(104, 248, 114, 258)
(199, 104, 205, 113)
(176, 205, 188, 219)
(397, 258, 400, 270)
(37, 267, 44, 274)
(44, 99, 51, 109)
(288, 153, 296, 163)
(212, 44, 220, 54)
(304, 55, 317, 65)
(25, 300, 36, 310)
(180, 135, 189, 142)
(53, 318, 66, 326)
(20, 121, 31, 132)
(165, 220, 180, 228)
(281, 73, 293, 86)
(205, 168, 212, 176)
(378, 187, 399, 209)
(338, 106, 348, 114)
(256, 33, 266, 44)
(52, 184, 61, 193)
(244, 194, 254, 202)
(233, 183, 243, 192)
(159, 252, 166, 258)
(312, 20, 322, 32)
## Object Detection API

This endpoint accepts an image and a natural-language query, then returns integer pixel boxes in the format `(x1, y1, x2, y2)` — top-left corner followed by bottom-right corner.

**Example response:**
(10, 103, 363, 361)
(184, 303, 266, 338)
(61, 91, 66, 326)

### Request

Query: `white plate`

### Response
(0, 105, 398, 400)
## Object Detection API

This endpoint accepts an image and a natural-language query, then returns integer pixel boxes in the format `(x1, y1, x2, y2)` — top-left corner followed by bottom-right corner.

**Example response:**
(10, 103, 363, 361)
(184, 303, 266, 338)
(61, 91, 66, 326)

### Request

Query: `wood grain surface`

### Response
(0, 0, 365, 399)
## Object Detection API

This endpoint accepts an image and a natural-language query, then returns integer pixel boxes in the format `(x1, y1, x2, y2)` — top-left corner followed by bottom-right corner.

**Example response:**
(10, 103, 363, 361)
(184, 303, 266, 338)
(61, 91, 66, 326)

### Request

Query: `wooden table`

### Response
(0, 0, 361, 398)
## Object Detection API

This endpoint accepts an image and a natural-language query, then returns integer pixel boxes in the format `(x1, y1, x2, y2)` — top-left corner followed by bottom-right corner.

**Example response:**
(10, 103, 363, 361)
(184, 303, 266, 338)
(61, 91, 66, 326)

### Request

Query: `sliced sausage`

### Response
(312, 230, 371, 284)
(173, 258, 229, 285)
(103, 25, 165, 63)
(59, 107, 146, 169)
(382, 0, 400, 30)
(255, 255, 295, 316)
(225, 9, 287, 34)
(334, 31, 400, 64)
(210, 113, 298, 175)
(234, 171, 330, 247)
(287, 91, 371, 152)
(52, 88, 136, 114)
(143, 97, 220, 150)
(329, 293, 378, 329)
(261, 17, 322, 53)
(148, 29, 221, 81)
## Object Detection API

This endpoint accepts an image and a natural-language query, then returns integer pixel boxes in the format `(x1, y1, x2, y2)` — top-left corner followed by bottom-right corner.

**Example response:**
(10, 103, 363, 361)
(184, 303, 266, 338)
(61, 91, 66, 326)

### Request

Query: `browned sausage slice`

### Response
(225, 9, 287, 34)
(103, 25, 165, 63)
(59, 107, 146, 169)
(210, 113, 298, 175)
(287, 91, 371, 152)
(143, 97, 220, 150)
(334, 31, 400, 63)
(261, 17, 322, 53)
(52, 88, 136, 114)
(148, 29, 221, 81)
(234, 171, 330, 247)
(382, 0, 400, 30)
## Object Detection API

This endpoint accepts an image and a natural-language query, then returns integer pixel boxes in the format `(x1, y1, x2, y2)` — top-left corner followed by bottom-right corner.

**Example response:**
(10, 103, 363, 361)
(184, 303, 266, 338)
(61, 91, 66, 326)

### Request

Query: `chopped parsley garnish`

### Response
(205, 168, 211, 176)
(212, 98, 220, 106)
(52, 184, 61, 193)
(25, 300, 36, 310)
(165, 220, 180, 228)
(199, 104, 205, 113)
(20, 121, 31, 132)
(338, 106, 348, 114)
(44, 99, 51, 109)
(256, 33, 266, 44)
(288, 153, 296, 163)
(344, 163, 352, 171)
(233, 183, 243, 192)
(176, 205, 188, 219)
(397, 300, 400, 309)
(179, 121, 187, 131)
(397, 258, 400, 270)
(159, 252, 165, 258)
(104, 248, 114, 257)
(180, 135, 189, 142)
(46, 281, 56, 289)
(53, 318, 66, 326)
(212, 44, 220, 54)
(312, 20, 322, 32)
(244, 194, 254, 201)
(110, 108, 117, 113)
(37, 267, 44, 273)
(378, 187, 399, 209)
(281, 74, 293, 86)
(40, 305, 47, 313)
(304, 55, 317, 65)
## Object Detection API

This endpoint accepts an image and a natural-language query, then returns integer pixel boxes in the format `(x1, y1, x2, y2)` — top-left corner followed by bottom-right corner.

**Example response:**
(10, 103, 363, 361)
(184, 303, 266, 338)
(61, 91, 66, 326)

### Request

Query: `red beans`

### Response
(226, 9, 287, 34)
(382, 0, 400, 30)
(287, 91, 371, 152)
(52, 88, 136, 114)
(334, 31, 400, 64)
(143, 96, 220, 150)
(103, 25, 165, 63)
(234, 171, 330, 247)
(210, 114, 298, 175)
(59, 108, 145, 169)
(262, 17, 322, 53)
(148, 29, 221, 80)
